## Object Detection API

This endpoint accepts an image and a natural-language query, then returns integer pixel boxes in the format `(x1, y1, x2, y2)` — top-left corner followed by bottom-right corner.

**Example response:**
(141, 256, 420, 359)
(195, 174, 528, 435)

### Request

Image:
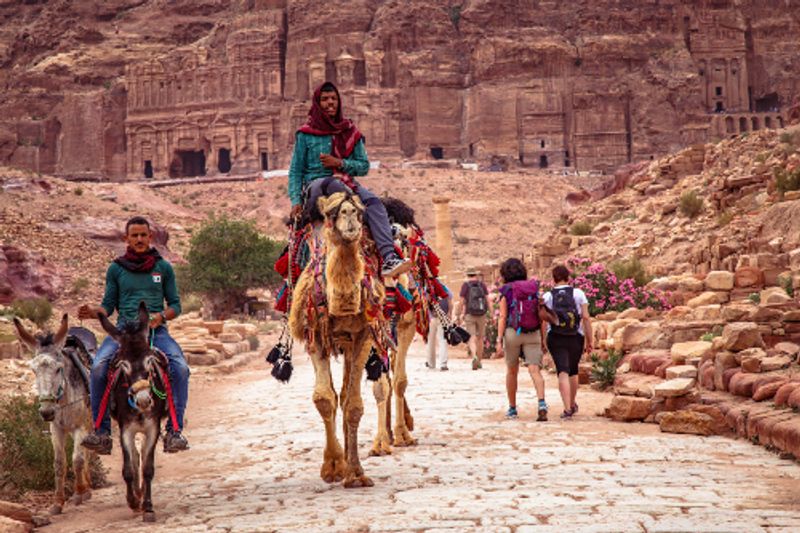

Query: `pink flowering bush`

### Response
(563, 257, 670, 317)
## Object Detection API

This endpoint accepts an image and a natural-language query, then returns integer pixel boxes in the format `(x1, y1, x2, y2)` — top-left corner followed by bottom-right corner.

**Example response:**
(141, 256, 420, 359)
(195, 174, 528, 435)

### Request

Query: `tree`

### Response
(180, 217, 284, 318)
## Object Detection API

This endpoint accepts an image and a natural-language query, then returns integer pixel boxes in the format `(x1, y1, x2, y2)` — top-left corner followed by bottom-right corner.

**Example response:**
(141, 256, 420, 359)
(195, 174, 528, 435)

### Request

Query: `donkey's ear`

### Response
(52, 313, 69, 347)
(137, 301, 150, 333)
(98, 312, 121, 342)
(12, 317, 37, 349)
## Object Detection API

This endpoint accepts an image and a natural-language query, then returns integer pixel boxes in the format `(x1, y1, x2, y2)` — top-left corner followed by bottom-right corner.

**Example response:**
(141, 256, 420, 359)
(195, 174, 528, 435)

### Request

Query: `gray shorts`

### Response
(503, 328, 543, 367)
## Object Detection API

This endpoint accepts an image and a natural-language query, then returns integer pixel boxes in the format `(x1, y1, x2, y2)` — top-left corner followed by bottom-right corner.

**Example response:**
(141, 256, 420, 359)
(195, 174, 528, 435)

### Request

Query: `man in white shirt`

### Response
(542, 264, 593, 419)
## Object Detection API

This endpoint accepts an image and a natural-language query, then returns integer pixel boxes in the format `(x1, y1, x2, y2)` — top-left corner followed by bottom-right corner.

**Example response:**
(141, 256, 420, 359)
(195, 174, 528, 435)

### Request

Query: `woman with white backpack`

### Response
(495, 258, 550, 421)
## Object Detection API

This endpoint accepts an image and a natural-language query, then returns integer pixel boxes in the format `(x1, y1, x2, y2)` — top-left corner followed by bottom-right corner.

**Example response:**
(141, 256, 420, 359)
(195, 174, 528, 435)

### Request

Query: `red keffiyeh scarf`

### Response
(114, 247, 162, 273)
(298, 82, 363, 160)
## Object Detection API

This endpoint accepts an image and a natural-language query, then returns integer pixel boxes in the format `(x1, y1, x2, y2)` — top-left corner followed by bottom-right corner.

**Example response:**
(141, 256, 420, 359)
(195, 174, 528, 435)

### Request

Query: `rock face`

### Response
(1, 2, 799, 179)
(606, 396, 652, 422)
(721, 322, 765, 352)
(0, 245, 62, 304)
(659, 410, 717, 436)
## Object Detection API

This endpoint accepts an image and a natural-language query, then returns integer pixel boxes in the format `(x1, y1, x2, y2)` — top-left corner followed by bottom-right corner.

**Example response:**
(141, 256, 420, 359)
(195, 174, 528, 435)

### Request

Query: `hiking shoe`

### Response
(506, 406, 518, 419)
(163, 430, 189, 453)
(560, 410, 573, 420)
(81, 432, 112, 455)
(471, 356, 482, 371)
(440, 364, 449, 371)
(537, 401, 548, 422)
(381, 256, 411, 278)
(571, 402, 579, 415)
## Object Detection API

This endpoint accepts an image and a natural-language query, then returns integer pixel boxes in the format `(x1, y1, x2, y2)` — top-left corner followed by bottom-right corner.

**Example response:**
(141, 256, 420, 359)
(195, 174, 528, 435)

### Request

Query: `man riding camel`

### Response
(288, 81, 410, 278)
(79, 216, 190, 454)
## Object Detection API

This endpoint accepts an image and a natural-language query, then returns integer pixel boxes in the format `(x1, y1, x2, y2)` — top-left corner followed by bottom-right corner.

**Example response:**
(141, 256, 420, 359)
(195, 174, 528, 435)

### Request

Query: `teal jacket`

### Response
(287, 132, 369, 206)
(100, 259, 182, 326)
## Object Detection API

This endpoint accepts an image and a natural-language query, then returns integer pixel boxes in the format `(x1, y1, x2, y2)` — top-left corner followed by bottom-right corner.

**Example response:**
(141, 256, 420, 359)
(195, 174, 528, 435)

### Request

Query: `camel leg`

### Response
(369, 373, 393, 457)
(342, 333, 373, 488)
(311, 346, 345, 483)
(49, 423, 66, 515)
(392, 322, 417, 447)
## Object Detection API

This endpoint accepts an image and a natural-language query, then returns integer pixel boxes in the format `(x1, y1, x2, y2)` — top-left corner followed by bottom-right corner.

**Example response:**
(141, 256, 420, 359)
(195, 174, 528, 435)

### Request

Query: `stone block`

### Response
(752, 377, 789, 401)
(734, 266, 764, 288)
(686, 291, 728, 308)
(665, 365, 698, 379)
(699, 360, 715, 390)
(783, 310, 800, 322)
(659, 410, 716, 436)
(721, 322, 765, 351)
(721, 367, 741, 391)
(728, 372, 758, 397)
(618, 308, 647, 320)
(605, 396, 652, 422)
(767, 419, 800, 459)
(219, 332, 242, 343)
(621, 322, 663, 351)
(704, 271, 734, 291)
(0, 516, 31, 533)
(776, 382, 800, 406)
(203, 321, 225, 335)
(788, 387, 800, 409)
(677, 276, 704, 292)
(720, 304, 752, 322)
(187, 351, 221, 366)
(773, 341, 800, 357)
(761, 355, 792, 371)
(669, 341, 712, 363)
(692, 304, 721, 321)
(653, 378, 696, 398)
(687, 404, 729, 434)
(180, 340, 208, 354)
(0, 501, 33, 525)
(760, 286, 792, 305)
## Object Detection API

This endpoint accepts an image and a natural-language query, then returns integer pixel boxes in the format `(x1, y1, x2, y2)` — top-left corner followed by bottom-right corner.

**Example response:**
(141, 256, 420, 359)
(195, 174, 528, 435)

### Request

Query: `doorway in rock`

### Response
(260, 151, 269, 171)
(430, 146, 443, 159)
(170, 150, 206, 178)
(218, 148, 231, 173)
(143, 160, 153, 179)
(539, 155, 548, 168)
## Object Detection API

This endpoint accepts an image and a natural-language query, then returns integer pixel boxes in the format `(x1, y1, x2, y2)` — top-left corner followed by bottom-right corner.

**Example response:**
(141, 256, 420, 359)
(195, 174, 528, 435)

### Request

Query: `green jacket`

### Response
(287, 132, 369, 206)
(100, 259, 182, 326)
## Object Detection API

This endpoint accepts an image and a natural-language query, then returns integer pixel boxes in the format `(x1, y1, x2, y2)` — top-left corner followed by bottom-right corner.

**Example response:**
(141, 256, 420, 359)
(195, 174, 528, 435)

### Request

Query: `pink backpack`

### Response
(508, 279, 540, 334)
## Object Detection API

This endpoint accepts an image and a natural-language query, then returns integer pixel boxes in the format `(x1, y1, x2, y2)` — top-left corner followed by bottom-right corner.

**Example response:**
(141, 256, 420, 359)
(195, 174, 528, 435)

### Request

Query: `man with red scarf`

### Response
(288, 81, 410, 278)
(78, 216, 189, 454)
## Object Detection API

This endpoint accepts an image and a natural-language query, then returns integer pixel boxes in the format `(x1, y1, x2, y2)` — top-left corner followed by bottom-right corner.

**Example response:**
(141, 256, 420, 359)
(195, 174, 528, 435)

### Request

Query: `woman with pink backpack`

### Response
(495, 258, 549, 421)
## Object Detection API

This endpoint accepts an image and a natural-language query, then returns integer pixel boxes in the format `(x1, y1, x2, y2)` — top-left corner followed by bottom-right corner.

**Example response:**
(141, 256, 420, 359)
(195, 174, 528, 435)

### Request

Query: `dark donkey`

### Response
(97, 301, 172, 522)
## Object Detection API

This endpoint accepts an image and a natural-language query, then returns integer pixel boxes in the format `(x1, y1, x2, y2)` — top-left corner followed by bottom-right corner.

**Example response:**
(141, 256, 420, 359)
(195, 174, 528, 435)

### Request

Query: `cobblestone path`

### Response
(47, 341, 800, 532)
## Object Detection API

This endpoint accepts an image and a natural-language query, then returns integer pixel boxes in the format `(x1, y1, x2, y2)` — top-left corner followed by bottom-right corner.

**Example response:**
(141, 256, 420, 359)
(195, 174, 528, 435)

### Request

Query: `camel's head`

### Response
(318, 192, 364, 242)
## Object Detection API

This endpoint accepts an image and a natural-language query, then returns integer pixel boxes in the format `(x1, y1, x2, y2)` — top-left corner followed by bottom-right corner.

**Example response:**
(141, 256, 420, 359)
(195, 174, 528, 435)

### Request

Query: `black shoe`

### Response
(81, 432, 112, 455)
(381, 256, 411, 278)
(163, 430, 189, 453)
(440, 365, 449, 371)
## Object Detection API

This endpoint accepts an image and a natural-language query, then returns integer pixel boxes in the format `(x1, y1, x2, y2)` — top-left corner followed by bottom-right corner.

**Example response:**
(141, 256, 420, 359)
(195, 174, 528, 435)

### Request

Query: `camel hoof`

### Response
(368, 445, 392, 457)
(393, 433, 417, 447)
(320, 457, 346, 483)
(143, 511, 156, 523)
(48, 504, 62, 516)
(80, 491, 92, 503)
(344, 475, 374, 488)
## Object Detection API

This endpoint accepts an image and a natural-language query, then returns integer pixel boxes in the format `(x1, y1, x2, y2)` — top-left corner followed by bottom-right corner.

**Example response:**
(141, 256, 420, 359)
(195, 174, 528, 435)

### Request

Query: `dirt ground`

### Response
(41, 340, 800, 533)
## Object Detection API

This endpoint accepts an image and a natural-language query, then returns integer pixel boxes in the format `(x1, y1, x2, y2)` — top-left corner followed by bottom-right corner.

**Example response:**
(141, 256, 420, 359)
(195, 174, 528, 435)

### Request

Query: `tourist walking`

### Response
(495, 258, 548, 421)
(426, 294, 450, 371)
(542, 264, 593, 419)
(458, 268, 488, 370)
(287, 81, 409, 278)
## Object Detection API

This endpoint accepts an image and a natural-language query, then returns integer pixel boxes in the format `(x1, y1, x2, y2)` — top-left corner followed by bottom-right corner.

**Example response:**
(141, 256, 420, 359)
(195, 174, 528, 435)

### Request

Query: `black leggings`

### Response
(547, 333, 584, 376)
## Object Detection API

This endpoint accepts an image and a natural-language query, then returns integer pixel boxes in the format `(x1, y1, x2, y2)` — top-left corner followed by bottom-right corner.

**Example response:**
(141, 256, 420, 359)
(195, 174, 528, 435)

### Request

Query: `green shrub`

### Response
(181, 293, 203, 314)
(748, 292, 761, 305)
(180, 217, 284, 316)
(700, 331, 720, 342)
(610, 256, 651, 287)
(679, 190, 704, 218)
(774, 167, 800, 196)
(73, 187, 83, 196)
(71, 277, 90, 294)
(0, 397, 107, 496)
(779, 275, 795, 298)
(590, 349, 623, 390)
(246, 335, 260, 351)
(569, 221, 592, 236)
(11, 297, 52, 327)
(449, 5, 462, 29)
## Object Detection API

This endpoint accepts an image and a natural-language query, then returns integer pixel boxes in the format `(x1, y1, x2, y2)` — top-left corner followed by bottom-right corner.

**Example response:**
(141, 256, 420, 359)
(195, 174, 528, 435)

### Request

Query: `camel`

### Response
(289, 191, 385, 488)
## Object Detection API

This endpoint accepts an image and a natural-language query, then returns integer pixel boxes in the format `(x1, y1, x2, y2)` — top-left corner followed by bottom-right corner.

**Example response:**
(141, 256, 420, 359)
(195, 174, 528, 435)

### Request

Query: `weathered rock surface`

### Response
(721, 322, 765, 352)
(659, 410, 717, 436)
(654, 378, 696, 398)
(606, 396, 652, 422)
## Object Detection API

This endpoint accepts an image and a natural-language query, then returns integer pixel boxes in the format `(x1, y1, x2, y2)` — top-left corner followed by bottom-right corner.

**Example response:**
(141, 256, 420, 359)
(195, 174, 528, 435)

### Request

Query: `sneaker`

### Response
(571, 402, 579, 415)
(506, 406, 518, 419)
(381, 256, 412, 278)
(537, 400, 548, 422)
(163, 430, 189, 453)
(471, 356, 482, 371)
(81, 432, 112, 455)
(425, 362, 432, 369)
(560, 410, 573, 420)
(440, 364, 449, 371)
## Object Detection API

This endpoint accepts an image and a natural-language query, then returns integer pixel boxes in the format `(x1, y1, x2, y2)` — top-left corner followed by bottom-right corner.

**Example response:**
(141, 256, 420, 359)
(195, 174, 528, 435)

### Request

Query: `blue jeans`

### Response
(90, 326, 190, 435)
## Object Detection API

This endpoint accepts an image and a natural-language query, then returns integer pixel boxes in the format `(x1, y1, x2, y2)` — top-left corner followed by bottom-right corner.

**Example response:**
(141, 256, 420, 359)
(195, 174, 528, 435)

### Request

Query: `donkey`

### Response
(13, 314, 94, 515)
(97, 301, 168, 522)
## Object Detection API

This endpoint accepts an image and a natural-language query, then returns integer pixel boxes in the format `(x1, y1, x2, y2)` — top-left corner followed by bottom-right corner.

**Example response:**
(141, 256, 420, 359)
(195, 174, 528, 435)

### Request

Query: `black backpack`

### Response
(550, 287, 580, 336)
(465, 281, 487, 316)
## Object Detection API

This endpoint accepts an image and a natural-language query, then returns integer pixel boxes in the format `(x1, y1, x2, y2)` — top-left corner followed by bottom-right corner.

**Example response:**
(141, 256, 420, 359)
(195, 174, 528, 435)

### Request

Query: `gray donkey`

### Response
(13, 314, 95, 515)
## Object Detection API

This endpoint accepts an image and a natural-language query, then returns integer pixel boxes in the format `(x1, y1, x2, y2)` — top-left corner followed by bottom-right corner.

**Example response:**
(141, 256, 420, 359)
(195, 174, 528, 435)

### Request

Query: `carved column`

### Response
(432, 197, 454, 284)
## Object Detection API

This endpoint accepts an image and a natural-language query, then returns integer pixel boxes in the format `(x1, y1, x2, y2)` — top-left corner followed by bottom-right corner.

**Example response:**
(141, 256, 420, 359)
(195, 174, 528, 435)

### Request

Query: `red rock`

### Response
(734, 266, 764, 288)
(654, 360, 671, 379)
(770, 419, 800, 459)
(642, 356, 669, 375)
(699, 360, 715, 390)
(752, 377, 789, 401)
(787, 387, 800, 409)
(774, 382, 800, 407)
(687, 404, 729, 434)
(605, 396, 652, 422)
(721, 367, 741, 392)
(728, 372, 758, 397)
(751, 412, 796, 447)
(721, 322, 765, 351)
(659, 410, 717, 436)
(629, 354, 647, 373)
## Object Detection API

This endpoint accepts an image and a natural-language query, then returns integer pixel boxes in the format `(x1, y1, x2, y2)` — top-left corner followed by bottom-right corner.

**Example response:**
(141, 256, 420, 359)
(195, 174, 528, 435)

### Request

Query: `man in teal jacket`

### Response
(79, 216, 189, 454)
(288, 81, 410, 278)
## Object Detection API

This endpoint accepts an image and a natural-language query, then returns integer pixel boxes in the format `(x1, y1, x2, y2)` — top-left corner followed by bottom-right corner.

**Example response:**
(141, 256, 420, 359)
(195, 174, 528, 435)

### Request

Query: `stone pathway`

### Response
(46, 341, 800, 532)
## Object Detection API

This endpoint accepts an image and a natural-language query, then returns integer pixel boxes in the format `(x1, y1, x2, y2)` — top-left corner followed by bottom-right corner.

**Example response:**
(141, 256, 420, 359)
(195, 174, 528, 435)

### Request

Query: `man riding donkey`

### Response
(286, 81, 410, 279)
(79, 216, 190, 454)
